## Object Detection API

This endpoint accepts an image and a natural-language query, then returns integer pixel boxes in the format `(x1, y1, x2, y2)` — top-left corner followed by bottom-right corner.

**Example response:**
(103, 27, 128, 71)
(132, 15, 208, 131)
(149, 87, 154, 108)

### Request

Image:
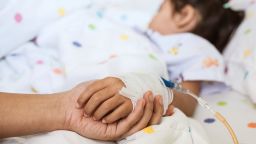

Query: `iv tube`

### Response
(175, 86, 239, 144)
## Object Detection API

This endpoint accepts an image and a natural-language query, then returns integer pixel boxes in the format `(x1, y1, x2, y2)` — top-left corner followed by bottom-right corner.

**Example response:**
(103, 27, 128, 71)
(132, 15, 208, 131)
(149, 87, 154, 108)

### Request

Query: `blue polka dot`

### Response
(73, 41, 82, 48)
(10, 53, 19, 57)
(96, 11, 103, 18)
(120, 15, 127, 21)
(204, 118, 216, 124)
(244, 71, 249, 80)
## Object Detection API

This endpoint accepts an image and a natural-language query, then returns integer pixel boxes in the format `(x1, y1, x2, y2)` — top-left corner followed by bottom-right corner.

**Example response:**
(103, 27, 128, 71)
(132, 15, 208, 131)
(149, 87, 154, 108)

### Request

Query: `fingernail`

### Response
(159, 96, 163, 105)
(102, 119, 107, 123)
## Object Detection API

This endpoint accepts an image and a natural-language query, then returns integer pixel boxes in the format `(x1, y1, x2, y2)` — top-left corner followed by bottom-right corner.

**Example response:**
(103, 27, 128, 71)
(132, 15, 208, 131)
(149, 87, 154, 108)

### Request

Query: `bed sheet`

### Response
(194, 90, 256, 144)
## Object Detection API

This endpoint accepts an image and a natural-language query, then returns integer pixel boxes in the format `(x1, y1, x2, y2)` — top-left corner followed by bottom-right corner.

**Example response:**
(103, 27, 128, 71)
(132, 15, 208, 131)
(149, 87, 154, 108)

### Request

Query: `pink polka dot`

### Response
(36, 60, 44, 65)
(14, 13, 23, 23)
(109, 54, 117, 59)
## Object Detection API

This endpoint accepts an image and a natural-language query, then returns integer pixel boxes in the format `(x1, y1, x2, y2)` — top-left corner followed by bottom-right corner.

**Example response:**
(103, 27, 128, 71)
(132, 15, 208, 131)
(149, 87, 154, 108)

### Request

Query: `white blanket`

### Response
(0, 0, 210, 144)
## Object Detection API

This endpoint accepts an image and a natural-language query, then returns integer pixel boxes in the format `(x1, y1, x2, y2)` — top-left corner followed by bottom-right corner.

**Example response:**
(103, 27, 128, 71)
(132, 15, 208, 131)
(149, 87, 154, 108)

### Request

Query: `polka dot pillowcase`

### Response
(223, 1, 256, 103)
(224, 0, 256, 10)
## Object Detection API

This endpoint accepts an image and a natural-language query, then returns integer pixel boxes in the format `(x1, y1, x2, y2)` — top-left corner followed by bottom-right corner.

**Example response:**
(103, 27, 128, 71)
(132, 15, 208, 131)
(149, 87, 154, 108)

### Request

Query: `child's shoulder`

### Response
(169, 33, 217, 51)
(161, 33, 225, 83)
(155, 32, 222, 57)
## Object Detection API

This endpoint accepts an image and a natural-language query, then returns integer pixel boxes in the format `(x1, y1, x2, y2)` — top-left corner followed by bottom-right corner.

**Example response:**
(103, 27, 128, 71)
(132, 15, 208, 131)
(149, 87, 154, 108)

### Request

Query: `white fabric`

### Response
(224, 3, 256, 103)
(115, 73, 173, 112)
(91, 0, 164, 31)
(149, 32, 224, 84)
(118, 109, 209, 144)
(0, 0, 224, 143)
(225, 0, 255, 11)
(194, 90, 256, 144)
(0, 0, 92, 58)
(1, 109, 210, 144)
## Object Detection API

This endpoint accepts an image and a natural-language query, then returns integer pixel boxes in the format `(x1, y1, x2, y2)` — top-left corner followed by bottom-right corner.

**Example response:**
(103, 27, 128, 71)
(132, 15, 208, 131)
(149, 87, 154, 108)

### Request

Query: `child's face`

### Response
(149, 0, 199, 35)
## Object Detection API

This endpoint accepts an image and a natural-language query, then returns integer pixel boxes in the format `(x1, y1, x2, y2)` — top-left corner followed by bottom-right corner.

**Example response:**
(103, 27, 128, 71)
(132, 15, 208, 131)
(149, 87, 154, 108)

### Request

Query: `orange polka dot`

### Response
(203, 57, 219, 68)
(248, 122, 256, 128)
(109, 54, 117, 59)
(53, 68, 63, 75)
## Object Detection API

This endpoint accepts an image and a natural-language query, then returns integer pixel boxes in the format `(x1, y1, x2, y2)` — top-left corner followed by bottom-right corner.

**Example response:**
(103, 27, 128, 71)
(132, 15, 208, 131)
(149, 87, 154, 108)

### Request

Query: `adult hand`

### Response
(61, 82, 164, 141)
(122, 94, 164, 138)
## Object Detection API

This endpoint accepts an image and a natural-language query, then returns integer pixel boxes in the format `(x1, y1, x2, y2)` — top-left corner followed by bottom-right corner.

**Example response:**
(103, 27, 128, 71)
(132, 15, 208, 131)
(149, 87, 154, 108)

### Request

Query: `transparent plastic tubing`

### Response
(161, 78, 239, 144)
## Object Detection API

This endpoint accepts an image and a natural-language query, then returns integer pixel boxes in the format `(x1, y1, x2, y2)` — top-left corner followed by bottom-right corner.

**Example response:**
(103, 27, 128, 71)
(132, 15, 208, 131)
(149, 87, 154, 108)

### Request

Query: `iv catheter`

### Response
(161, 78, 239, 144)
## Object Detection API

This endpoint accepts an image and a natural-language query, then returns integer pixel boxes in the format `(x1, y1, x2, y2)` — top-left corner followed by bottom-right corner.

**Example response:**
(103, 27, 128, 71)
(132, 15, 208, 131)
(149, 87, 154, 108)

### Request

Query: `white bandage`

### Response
(114, 73, 173, 112)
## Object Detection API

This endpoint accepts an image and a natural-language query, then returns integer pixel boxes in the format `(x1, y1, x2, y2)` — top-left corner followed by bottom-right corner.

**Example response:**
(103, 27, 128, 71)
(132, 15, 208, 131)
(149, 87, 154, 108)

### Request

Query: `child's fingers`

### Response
(149, 95, 164, 125)
(92, 95, 123, 120)
(102, 99, 133, 123)
(77, 80, 108, 107)
(123, 91, 154, 137)
(84, 88, 116, 116)
(116, 99, 145, 137)
(165, 105, 174, 116)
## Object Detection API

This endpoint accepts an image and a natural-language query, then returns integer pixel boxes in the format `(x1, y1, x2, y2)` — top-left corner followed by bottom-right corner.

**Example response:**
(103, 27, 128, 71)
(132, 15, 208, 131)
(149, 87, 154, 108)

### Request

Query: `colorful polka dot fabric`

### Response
(0, 0, 255, 144)
(225, 0, 256, 10)
(194, 91, 256, 144)
(224, 2, 256, 103)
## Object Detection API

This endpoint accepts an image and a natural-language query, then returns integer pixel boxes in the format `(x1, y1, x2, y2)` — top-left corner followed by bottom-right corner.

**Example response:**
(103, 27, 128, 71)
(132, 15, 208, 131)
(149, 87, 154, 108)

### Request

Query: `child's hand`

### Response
(76, 77, 133, 123)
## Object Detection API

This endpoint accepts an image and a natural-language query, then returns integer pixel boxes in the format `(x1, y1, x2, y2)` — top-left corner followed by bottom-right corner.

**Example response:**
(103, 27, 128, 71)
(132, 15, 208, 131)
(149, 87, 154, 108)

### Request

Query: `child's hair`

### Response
(171, 0, 245, 52)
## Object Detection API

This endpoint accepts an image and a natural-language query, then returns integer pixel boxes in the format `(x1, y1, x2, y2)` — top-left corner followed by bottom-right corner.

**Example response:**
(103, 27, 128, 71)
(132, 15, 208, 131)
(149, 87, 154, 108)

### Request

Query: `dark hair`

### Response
(171, 0, 244, 52)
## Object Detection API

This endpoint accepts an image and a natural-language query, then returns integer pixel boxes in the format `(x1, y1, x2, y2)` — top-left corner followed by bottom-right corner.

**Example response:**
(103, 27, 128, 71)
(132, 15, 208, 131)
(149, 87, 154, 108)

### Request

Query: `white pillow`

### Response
(224, 3, 256, 103)
(225, 0, 255, 11)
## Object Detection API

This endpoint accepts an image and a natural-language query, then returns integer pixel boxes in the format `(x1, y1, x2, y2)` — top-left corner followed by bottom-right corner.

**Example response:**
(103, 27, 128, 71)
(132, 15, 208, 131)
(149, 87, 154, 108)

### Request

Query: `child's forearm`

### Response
(171, 81, 201, 117)
(0, 92, 66, 138)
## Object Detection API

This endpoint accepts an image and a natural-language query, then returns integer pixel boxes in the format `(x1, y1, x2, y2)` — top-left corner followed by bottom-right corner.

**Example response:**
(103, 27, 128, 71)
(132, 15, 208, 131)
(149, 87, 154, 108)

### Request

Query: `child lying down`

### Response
(0, 0, 243, 143)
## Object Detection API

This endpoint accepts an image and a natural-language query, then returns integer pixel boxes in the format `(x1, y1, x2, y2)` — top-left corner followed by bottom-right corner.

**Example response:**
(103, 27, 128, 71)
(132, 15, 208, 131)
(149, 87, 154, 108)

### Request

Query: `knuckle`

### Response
(124, 101, 133, 112)
(115, 95, 123, 103)
(77, 98, 83, 105)
(86, 86, 93, 94)
(92, 94, 102, 102)
(104, 117, 112, 123)
(84, 107, 90, 115)
(94, 113, 101, 120)
(102, 104, 110, 111)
